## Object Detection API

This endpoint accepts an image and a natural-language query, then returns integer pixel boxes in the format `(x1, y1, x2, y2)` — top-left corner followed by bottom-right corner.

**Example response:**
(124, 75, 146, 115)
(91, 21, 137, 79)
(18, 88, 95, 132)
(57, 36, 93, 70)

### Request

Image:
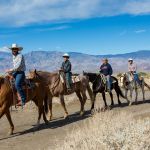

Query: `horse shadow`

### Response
(111, 98, 150, 109)
(0, 110, 92, 141)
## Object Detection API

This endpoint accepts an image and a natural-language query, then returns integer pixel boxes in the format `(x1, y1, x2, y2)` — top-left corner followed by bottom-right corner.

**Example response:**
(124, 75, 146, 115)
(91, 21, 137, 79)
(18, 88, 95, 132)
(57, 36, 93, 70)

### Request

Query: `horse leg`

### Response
(59, 95, 68, 119)
(141, 83, 145, 101)
(32, 99, 43, 126)
(114, 88, 122, 105)
(42, 105, 49, 125)
(0, 108, 5, 119)
(109, 92, 114, 106)
(76, 91, 84, 116)
(129, 88, 133, 106)
(125, 89, 130, 104)
(135, 87, 138, 104)
(101, 92, 107, 111)
(90, 92, 96, 113)
(48, 96, 53, 121)
(5, 109, 14, 135)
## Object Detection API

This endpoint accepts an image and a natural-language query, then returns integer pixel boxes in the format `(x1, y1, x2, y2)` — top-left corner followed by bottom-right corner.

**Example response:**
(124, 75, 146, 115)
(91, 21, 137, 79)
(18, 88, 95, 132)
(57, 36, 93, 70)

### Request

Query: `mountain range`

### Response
(0, 50, 150, 74)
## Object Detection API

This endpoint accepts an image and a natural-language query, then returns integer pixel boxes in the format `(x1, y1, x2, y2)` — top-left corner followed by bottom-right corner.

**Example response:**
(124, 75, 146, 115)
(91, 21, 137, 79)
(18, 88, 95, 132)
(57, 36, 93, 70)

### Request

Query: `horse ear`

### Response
(83, 71, 85, 75)
(34, 69, 37, 74)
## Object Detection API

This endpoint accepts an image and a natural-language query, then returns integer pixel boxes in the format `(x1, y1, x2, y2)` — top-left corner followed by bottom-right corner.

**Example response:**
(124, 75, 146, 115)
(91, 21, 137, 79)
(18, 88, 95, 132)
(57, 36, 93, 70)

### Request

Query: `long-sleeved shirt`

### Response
(100, 63, 113, 76)
(61, 60, 72, 73)
(128, 63, 137, 72)
(12, 53, 26, 72)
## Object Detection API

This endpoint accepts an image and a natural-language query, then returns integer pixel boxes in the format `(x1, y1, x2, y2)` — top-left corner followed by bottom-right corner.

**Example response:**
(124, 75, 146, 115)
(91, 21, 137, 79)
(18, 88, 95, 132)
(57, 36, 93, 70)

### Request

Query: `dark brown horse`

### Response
(83, 72, 127, 111)
(28, 70, 94, 120)
(0, 75, 49, 135)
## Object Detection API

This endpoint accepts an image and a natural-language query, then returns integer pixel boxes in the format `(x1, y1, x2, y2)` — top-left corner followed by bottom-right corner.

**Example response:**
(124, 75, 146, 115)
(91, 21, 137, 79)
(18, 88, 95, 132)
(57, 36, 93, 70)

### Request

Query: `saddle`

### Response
(60, 74, 80, 84)
(99, 74, 116, 92)
(7, 75, 35, 106)
(59, 71, 81, 93)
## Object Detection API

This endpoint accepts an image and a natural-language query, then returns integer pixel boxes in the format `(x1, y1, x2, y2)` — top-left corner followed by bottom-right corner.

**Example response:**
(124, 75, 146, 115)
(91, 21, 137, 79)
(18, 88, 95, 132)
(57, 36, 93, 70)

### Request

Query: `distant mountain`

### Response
(0, 50, 150, 73)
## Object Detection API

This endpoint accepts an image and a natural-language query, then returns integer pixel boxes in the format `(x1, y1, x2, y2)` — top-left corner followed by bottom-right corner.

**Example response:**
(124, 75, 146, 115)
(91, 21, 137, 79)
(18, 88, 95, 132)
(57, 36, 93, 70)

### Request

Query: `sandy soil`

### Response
(0, 90, 150, 150)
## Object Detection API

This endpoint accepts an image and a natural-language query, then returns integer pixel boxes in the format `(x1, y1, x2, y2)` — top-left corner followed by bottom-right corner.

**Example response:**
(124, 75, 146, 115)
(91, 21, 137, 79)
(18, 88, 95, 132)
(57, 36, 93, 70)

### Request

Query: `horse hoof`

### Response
(110, 103, 114, 106)
(49, 117, 53, 121)
(80, 111, 85, 116)
(101, 107, 106, 112)
(91, 109, 95, 115)
(45, 120, 49, 125)
(64, 114, 68, 119)
(129, 102, 132, 106)
(107, 106, 111, 110)
(8, 131, 13, 136)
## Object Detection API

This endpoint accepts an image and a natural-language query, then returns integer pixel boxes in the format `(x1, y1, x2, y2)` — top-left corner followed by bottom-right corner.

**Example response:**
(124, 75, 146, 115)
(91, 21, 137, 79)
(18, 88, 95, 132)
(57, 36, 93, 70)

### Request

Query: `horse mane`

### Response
(0, 76, 5, 85)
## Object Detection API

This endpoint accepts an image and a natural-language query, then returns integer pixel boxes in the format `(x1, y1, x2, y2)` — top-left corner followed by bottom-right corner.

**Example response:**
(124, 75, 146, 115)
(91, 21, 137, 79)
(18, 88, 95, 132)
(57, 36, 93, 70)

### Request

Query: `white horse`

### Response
(119, 72, 145, 105)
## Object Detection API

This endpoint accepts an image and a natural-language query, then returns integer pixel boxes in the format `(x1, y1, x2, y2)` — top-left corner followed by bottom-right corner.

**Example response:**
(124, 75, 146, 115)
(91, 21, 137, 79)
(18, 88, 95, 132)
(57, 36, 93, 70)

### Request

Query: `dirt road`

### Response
(0, 91, 150, 150)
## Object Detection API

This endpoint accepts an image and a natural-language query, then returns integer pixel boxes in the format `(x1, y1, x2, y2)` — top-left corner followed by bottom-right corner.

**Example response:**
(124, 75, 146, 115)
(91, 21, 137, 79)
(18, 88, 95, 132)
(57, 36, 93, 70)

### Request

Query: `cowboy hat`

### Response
(63, 53, 70, 58)
(102, 58, 108, 61)
(128, 58, 133, 61)
(9, 43, 23, 51)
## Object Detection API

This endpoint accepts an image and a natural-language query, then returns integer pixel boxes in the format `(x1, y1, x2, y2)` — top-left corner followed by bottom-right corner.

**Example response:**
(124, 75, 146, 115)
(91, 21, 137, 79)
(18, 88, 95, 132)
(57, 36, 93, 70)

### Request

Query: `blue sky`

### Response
(0, 0, 150, 55)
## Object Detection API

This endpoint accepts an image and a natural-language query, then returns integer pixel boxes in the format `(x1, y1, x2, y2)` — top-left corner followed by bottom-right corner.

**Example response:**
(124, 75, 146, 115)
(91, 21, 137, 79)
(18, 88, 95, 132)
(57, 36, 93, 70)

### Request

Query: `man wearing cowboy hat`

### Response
(6, 43, 26, 106)
(128, 58, 141, 84)
(100, 58, 113, 92)
(61, 53, 72, 91)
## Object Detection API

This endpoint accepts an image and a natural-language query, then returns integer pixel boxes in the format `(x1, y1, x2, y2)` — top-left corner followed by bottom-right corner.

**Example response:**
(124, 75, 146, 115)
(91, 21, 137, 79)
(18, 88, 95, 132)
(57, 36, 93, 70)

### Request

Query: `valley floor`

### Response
(0, 91, 150, 150)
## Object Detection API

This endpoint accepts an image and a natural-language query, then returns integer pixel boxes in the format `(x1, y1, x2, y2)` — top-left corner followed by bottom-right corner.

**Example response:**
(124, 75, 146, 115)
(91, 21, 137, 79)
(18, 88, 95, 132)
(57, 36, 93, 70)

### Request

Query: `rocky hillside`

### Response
(0, 50, 150, 73)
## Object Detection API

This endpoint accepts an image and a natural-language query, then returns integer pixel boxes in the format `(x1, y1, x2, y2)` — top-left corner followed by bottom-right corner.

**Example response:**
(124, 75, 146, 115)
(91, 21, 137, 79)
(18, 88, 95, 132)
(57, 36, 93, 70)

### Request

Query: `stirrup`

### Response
(67, 88, 72, 92)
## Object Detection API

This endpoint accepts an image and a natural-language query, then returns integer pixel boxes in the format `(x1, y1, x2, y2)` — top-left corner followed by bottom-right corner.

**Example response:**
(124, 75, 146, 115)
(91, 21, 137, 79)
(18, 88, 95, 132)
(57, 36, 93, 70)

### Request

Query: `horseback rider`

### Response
(61, 53, 72, 92)
(5, 44, 26, 107)
(128, 58, 141, 84)
(100, 58, 113, 92)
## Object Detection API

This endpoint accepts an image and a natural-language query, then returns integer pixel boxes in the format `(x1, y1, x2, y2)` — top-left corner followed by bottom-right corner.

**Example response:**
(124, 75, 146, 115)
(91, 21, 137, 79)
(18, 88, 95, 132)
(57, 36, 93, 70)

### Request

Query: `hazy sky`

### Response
(0, 0, 150, 54)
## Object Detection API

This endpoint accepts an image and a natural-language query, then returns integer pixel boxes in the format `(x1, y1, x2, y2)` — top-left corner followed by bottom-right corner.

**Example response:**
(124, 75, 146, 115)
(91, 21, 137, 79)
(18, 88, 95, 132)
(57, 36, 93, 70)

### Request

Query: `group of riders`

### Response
(5, 43, 141, 107)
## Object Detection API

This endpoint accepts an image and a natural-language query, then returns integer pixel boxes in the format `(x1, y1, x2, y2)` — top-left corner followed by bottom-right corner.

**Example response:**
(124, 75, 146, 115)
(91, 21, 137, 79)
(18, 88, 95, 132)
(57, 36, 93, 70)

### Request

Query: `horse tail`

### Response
(86, 83, 94, 103)
(113, 77, 126, 99)
(144, 81, 150, 90)
(44, 93, 49, 115)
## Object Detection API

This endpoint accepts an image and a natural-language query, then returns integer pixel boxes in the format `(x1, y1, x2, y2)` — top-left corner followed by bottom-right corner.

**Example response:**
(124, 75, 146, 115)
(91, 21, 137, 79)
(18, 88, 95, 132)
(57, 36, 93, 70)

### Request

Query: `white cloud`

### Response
(36, 25, 70, 32)
(134, 29, 146, 34)
(0, 46, 9, 52)
(0, 0, 150, 26)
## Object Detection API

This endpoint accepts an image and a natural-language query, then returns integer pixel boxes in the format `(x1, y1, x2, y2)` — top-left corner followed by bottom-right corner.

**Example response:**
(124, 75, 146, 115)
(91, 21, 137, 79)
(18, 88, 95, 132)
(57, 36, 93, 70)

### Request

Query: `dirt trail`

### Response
(0, 91, 150, 150)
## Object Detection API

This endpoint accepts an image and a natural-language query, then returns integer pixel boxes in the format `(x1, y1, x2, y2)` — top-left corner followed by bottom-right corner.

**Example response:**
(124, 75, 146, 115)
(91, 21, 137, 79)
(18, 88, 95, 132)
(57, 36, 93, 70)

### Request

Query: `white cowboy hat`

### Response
(9, 43, 23, 51)
(128, 58, 133, 61)
(63, 53, 70, 58)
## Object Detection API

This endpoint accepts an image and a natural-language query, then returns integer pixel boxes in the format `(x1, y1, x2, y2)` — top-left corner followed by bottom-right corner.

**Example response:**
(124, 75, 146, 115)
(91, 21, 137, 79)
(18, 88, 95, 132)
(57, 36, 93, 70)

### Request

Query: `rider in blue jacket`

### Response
(100, 58, 113, 91)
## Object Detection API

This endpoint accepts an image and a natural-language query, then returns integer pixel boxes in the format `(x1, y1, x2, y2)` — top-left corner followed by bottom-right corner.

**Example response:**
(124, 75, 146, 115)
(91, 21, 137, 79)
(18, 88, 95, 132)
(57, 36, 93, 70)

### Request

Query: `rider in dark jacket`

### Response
(100, 58, 113, 91)
(61, 53, 72, 91)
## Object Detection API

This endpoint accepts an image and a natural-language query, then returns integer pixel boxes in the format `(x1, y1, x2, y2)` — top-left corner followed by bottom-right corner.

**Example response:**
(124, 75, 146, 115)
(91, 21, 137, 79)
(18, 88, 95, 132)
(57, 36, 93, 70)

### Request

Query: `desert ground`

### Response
(0, 88, 150, 150)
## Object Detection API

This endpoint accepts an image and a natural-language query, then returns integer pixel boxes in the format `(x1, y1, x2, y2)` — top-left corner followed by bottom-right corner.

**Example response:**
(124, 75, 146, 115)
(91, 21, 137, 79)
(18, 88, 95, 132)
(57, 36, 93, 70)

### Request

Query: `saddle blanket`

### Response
(60, 75, 80, 84)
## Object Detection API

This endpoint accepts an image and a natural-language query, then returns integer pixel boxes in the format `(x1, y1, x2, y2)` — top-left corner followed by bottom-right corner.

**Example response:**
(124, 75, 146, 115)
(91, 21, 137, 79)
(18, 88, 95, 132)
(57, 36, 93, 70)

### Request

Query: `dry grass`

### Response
(54, 111, 150, 150)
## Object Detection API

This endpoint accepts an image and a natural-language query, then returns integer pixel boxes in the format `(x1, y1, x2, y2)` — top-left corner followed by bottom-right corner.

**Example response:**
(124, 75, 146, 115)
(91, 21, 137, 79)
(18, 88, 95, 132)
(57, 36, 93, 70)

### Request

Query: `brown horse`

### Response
(0, 75, 49, 135)
(28, 70, 94, 120)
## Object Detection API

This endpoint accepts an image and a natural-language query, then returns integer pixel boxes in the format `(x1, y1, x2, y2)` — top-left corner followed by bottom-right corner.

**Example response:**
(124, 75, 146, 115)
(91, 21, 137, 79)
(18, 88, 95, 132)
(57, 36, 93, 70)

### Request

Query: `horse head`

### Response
(83, 71, 99, 83)
(28, 69, 39, 80)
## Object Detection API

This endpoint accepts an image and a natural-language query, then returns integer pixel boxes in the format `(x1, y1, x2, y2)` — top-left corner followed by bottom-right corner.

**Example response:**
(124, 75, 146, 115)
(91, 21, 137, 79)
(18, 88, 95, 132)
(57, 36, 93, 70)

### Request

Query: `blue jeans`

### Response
(12, 71, 26, 104)
(65, 72, 72, 89)
(133, 73, 141, 85)
(106, 75, 112, 91)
